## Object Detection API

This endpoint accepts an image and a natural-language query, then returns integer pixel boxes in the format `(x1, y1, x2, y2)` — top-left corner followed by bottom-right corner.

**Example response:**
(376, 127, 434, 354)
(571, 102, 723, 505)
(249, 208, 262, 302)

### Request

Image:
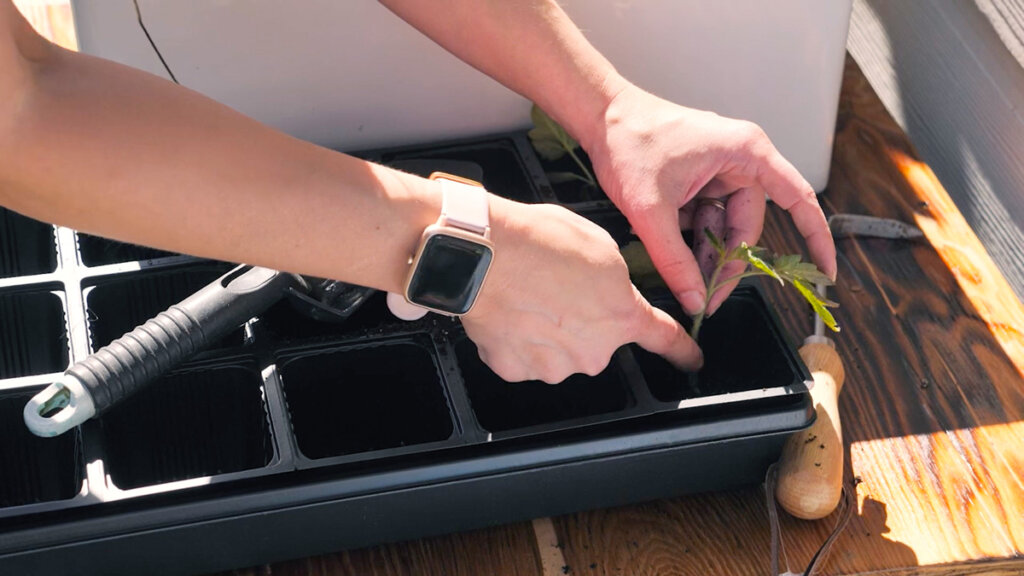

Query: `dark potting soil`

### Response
(454, 337, 631, 433)
(635, 289, 797, 402)
(99, 365, 273, 490)
(280, 342, 454, 459)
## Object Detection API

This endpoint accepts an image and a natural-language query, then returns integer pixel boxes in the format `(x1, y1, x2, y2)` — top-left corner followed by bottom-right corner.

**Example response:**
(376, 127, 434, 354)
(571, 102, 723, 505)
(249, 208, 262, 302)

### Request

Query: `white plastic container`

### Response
(71, 0, 851, 190)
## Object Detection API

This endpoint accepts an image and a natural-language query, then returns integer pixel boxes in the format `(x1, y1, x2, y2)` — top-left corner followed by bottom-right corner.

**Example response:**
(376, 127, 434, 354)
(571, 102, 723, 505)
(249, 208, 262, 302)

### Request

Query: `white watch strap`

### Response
(439, 177, 490, 236)
(386, 291, 429, 321)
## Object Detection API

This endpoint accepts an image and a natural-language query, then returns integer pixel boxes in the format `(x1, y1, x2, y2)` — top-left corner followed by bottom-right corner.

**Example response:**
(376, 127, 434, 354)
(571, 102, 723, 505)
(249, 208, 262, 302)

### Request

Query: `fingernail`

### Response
(679, 290, 705, 315)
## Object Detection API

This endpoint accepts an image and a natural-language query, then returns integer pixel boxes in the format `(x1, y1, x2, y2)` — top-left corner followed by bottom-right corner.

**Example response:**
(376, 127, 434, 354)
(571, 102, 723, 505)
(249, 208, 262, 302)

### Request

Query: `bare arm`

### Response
(0, 1, 700, 381)
(0, 1, 444, 293)
(377, 0, 621, 152)
(381, 0, 837, 316)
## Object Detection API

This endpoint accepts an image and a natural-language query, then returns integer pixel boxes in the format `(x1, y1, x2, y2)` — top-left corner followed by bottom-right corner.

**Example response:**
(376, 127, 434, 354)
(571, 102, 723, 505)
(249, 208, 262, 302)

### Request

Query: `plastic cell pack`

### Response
(0, 133, 812, 576)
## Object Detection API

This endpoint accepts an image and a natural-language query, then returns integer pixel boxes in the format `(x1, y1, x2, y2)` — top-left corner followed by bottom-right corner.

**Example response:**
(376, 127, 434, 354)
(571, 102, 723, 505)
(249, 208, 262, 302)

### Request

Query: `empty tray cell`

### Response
(86, 267, 240, 351)
(258, 289, 390, 342)
(77, 234, 177, 266)
(0, 208, 57, 278)
(635, 287, 799, 403)
(0, 389, 83, 508)
(454, 337, 631, 433)
(280, 341, 454, 459)
(100, 364, 272, 490)
(383, 139, 540, 203)
(0, 291, 68, 379)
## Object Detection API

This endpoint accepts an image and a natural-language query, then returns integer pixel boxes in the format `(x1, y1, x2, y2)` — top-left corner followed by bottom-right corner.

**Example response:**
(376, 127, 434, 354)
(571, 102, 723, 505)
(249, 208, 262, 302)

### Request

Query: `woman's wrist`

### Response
(363, 165, 446, 295)
(568, 71, 631, 154)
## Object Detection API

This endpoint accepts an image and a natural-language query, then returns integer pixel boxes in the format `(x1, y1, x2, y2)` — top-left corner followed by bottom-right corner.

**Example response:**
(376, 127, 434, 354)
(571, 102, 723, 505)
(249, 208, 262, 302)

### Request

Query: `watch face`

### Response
(407, 232, 493, 315)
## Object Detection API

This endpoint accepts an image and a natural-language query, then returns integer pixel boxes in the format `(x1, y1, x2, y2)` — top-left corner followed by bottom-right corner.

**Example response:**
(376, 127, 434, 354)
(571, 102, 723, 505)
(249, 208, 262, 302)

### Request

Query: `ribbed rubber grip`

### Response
(67, 306, 207, 413)
(67, 265, 298, 416)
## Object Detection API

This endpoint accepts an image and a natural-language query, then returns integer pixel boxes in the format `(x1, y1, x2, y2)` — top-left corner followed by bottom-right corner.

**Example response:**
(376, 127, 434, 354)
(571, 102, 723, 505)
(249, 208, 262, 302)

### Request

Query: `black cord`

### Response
(132, 0, 179, 84)
(765, 463, 856, 576)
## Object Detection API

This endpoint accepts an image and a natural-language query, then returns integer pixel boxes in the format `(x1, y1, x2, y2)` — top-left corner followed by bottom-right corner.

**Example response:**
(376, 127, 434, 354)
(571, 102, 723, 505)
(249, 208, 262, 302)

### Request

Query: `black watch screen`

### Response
(407, 232, 493, 315)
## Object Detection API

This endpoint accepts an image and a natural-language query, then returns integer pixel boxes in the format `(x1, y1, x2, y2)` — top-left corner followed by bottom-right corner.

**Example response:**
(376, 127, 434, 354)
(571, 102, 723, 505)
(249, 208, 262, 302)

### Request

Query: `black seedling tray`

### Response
(0, 132, 812, 576)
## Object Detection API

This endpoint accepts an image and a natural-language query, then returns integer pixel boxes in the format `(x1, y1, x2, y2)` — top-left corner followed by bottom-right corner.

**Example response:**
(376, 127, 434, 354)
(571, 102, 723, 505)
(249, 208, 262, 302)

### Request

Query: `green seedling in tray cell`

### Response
(623, 229, 840, 342)
(527, 104, 597, 188)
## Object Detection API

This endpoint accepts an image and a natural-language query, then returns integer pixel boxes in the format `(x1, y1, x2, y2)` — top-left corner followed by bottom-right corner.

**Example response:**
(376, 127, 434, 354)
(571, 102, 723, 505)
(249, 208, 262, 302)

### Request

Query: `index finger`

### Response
(628, 286, 703, 371)
(757, 153, 837, 280)
(630, 206, 708, 316)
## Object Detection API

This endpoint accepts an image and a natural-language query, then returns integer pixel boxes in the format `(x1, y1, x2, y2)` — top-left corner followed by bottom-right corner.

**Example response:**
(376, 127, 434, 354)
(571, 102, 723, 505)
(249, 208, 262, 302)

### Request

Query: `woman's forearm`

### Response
(378, 0, 626, 151)
(0, 1, 713, 381)
(0, 7, 440, 293)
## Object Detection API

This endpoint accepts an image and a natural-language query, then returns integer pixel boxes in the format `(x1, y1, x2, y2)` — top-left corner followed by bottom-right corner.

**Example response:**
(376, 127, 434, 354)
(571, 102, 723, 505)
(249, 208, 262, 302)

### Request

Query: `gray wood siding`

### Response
(847, 0, 1024, 301)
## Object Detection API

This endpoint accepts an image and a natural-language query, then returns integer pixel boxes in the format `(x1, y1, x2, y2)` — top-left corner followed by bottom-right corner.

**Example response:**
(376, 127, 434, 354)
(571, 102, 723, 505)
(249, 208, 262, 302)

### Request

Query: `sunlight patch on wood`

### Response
(890, 148, 1024, 380)
(851, 421, 1024, 565)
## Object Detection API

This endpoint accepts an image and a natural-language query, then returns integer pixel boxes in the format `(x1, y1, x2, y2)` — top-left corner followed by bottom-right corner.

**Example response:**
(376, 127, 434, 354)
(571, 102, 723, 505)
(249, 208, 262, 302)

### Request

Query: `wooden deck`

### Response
(17, 3, 1024, 575)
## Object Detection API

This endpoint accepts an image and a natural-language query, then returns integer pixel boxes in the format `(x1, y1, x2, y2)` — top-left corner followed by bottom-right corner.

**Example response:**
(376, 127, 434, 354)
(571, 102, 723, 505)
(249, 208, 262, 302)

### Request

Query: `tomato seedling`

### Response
(527, 104, 597, 188)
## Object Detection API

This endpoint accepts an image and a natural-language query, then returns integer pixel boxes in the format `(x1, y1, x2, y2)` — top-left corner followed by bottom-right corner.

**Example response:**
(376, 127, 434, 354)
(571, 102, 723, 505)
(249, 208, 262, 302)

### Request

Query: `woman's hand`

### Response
(462, 197, 701, 384)
(582, 85, 837, 317)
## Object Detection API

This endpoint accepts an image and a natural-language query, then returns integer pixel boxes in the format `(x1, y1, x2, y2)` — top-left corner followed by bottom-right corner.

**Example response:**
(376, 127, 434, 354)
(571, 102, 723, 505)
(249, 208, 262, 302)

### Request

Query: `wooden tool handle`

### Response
(775, 341, 846, 520)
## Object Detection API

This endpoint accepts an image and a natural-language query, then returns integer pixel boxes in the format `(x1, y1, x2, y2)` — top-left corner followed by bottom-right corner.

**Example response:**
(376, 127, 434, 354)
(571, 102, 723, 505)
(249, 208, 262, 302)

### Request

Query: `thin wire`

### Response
(766, 463, 781, 575)
(132, 0, 179, 84)
(802, 486, 854, 576)
(765, 462, 856, 576)
(765, 463, 794, 575)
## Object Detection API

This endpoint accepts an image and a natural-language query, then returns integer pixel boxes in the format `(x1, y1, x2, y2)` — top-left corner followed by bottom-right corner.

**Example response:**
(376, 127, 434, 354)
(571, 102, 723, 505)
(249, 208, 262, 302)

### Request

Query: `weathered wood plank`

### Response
(847, 0, 1024, 303)
(218, 523, 542, 576)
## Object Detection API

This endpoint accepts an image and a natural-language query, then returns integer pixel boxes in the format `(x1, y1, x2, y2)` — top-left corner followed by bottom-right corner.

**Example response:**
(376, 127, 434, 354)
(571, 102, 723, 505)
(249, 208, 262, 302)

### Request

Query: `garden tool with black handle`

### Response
(23, 265, 375, 437)
(23, 158, 483, 438)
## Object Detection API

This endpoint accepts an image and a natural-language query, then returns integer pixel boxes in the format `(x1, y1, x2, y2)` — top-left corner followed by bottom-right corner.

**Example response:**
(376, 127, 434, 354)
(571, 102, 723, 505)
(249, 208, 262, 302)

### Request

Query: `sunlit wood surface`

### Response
(17, 4, 1024, 575)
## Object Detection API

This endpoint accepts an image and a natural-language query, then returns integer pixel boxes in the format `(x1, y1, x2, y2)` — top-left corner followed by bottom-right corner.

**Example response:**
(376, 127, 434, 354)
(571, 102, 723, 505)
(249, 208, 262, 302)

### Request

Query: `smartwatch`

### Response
(386, 172, 494, 320)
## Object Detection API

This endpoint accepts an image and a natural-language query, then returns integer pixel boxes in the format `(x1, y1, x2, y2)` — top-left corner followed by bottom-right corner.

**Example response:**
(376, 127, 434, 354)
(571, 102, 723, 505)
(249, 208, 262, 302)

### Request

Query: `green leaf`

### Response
(775, 256, 834, 287)
(774, 254, 801, 271)
(693, 237, 842, 343)
(620, 240, 664, 290)
(703, 228, 726, 257)
(528, 127, 568, 161)
(792, 278, 841, 332)
(747, 245, 773, 264)
(738, 243, 783, 284)
(528, 104, 579, 162)
(621, 240, 658, 278)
